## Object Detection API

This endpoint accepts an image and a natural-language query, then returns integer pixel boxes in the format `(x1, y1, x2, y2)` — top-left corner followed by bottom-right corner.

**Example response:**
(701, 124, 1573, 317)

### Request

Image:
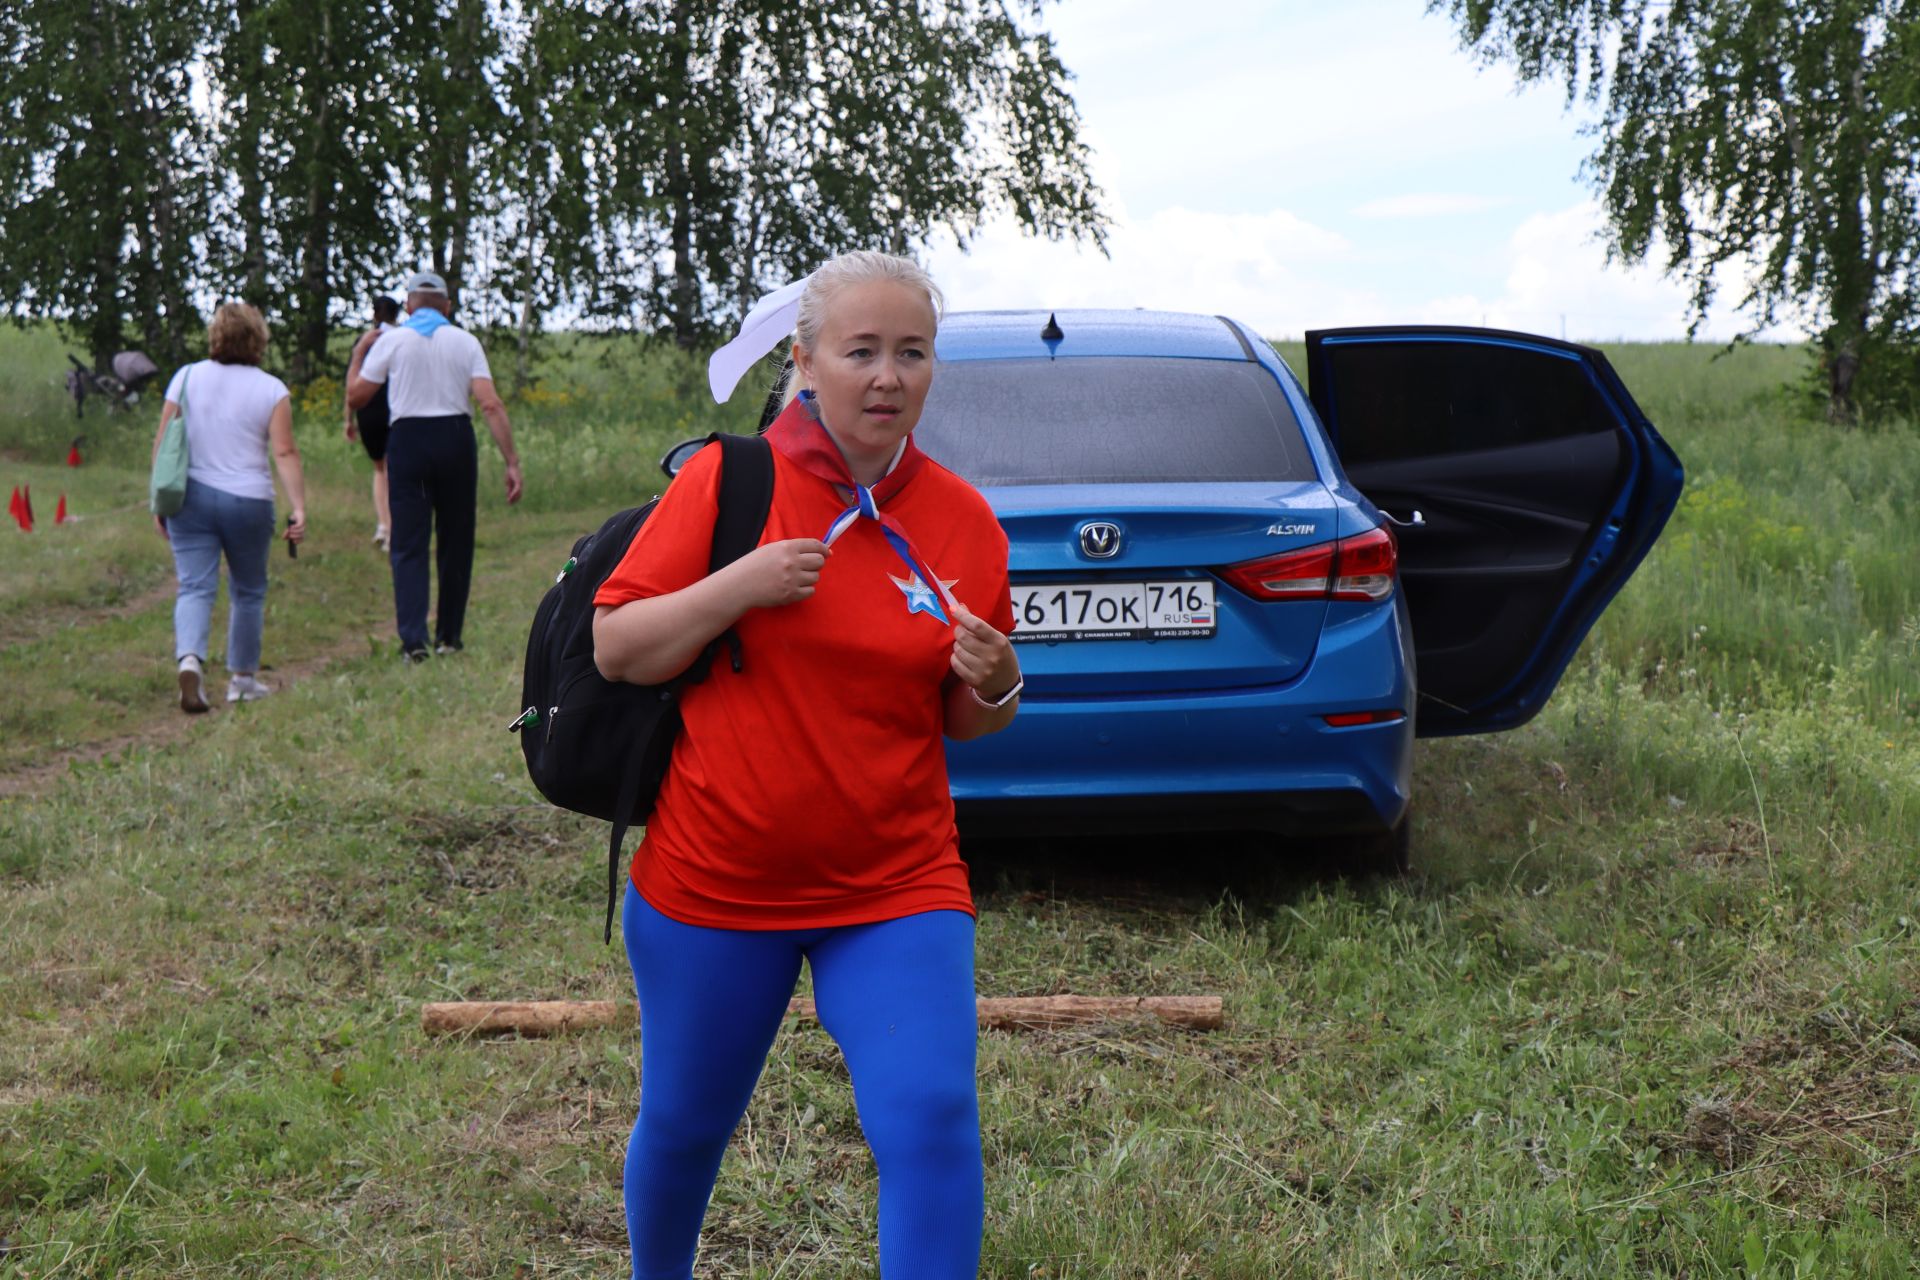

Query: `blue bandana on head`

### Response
(403, 307, 451, 339)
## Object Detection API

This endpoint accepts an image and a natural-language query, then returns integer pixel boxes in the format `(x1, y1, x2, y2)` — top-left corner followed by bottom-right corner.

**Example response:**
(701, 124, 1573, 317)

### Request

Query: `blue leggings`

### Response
(622, 885, 983, 1279)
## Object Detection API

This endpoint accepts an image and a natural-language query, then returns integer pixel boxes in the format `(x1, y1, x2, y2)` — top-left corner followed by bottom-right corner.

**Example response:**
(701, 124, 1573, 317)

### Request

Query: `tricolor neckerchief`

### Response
(764, 392, 959, 621)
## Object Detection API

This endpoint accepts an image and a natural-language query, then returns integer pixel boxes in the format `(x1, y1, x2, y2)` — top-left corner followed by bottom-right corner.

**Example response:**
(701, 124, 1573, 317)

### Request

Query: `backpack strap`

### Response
(710, 431, 776, 568)
(603, 754, 651, 944)
(706, 431, 775, 673)
(602, 431, 776, 943)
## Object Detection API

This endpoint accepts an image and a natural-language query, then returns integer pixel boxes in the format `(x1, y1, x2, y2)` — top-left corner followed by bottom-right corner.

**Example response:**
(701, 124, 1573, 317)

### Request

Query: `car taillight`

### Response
(1216, 543, 1334, 600)
(1218, 525, 1397, 603)
(1330, 525, 1396, 602)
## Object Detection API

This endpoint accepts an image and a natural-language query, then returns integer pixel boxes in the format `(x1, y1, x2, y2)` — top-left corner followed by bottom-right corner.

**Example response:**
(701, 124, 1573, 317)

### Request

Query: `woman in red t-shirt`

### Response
(593, 251, 1021, 1278)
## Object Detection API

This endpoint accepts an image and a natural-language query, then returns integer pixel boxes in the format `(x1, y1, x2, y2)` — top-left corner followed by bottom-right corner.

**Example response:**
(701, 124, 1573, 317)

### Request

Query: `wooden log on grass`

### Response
(423, 1000, 631, 1037)
(422, 994, 1223, 1038)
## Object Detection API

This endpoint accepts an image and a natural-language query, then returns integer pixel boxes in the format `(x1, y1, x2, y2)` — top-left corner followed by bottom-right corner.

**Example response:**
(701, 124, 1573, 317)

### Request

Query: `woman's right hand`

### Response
(730, 538, 830, 608)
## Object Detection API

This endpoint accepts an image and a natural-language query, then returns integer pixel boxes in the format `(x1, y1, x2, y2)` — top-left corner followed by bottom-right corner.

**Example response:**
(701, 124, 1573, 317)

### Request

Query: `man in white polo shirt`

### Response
(346, 271, 524, 661)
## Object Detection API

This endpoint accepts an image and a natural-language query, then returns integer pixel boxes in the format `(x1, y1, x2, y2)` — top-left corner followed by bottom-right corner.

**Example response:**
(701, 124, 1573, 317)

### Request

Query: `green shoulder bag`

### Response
(149, 365, 192, 517)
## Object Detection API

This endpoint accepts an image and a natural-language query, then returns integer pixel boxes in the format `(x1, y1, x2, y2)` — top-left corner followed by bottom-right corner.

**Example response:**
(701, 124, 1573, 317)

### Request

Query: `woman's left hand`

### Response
(950, 603, 1019, 700)
(153, 515, 169, 541)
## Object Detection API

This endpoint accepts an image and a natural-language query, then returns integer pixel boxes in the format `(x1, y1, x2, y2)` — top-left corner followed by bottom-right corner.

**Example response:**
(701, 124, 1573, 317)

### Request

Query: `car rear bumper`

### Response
(957, 787, 1391, 838)
(945, 599, 1414, 836)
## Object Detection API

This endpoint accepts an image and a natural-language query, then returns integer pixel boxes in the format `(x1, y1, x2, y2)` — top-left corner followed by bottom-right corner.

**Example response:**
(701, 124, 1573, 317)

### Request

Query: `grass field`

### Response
(0, 327, 1915, 1277)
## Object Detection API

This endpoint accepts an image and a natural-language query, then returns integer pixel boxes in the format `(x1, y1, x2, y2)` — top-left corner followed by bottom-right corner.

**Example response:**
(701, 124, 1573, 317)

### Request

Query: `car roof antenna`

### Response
(1041, 312, 1064, 359)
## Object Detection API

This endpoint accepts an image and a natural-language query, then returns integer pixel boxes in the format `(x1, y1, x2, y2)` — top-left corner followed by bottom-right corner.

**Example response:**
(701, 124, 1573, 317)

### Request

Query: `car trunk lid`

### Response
(990, 481, 1340, 694)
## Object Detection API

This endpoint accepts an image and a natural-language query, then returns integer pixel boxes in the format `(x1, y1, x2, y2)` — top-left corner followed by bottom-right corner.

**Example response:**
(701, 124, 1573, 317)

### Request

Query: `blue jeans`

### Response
(622, 886, 983, 1279)
(167, 479, 274, 672)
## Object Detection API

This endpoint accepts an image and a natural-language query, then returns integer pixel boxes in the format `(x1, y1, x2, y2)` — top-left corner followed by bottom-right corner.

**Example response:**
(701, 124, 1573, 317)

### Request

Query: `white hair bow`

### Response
(707, 275, 812, 404)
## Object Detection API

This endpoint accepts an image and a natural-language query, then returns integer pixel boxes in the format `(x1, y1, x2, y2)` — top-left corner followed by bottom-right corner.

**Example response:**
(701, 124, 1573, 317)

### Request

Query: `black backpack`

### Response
(510, 432, 775, 941)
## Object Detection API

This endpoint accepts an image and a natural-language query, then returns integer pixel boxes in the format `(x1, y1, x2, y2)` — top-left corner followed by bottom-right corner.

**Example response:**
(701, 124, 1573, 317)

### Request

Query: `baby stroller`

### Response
(65, 351, 160, 417)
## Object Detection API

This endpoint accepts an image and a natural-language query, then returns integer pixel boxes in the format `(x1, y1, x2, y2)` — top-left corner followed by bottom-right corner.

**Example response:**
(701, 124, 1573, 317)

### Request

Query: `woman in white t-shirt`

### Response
(150, 303, 308, 713)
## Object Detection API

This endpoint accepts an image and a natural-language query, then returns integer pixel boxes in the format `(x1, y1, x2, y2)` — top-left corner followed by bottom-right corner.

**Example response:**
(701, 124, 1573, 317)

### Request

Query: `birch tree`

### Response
(1432, 0, 1920, 422)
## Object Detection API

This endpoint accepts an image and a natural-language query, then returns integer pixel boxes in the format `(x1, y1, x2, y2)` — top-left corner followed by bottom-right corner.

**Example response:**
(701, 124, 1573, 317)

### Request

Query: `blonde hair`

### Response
(207, 302, 269, 366)
(782, 251, 944, 405)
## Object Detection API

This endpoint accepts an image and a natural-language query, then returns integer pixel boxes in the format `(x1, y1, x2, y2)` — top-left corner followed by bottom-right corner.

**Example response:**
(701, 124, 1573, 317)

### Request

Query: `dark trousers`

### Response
(387, 414, 477, 650)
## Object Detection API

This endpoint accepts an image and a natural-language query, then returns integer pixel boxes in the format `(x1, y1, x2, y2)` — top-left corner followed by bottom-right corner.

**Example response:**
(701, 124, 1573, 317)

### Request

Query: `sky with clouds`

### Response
(923, 0, 1793, 343)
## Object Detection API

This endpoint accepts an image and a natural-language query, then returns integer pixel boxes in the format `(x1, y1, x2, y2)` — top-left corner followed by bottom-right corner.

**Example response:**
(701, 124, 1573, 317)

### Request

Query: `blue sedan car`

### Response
(898, 310, 1684, 870)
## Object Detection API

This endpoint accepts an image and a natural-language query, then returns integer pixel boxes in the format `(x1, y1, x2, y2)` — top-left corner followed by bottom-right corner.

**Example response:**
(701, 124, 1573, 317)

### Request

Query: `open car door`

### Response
(1304, 327, 1683, 737)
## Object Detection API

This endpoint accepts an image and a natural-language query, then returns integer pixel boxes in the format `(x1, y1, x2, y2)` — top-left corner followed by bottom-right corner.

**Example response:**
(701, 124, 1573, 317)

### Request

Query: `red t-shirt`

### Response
(593, 441, 1015, 930)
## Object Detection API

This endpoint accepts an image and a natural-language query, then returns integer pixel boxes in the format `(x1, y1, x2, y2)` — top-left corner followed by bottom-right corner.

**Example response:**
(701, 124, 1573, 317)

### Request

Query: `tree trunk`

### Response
(294, 195, 334, 383)
(146, 96, 188, 367)
(427, 125, 449, 285)
(84, 0, 122, 371)
(1822, 23, 1875, 426)
(449, 138, 471, 313)
(1821, 205, 1874, 426)
(131, 155, 161, 358)
(513, 30, 544, 393)
(665, 0, 700, 348)
(290, 6, 336, 383)
(233, 0, 269, 309)
(669, 188, 698, 349)
(1825, 326, 1865, 425)
(431, 0, 487, 315)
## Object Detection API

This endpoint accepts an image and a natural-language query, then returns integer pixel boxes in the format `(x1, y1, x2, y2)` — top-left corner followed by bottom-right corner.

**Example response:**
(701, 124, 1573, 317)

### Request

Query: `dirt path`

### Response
(0, 571, 177, 649)
(0, 627, 372, 798)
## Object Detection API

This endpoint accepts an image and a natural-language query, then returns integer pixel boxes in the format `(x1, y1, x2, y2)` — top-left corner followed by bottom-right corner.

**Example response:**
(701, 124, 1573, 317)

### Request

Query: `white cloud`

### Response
(927, 200, 1361, 325)
(918, 2, 1809, 344)
(926, 198, 1805, 345)
(1353, 193, 1512, 219)
(1413, 201, 1805, 342)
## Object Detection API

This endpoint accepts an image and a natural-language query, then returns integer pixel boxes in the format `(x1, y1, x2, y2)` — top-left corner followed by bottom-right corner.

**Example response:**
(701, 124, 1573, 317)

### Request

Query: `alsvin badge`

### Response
(1011, 581, 1216, 642)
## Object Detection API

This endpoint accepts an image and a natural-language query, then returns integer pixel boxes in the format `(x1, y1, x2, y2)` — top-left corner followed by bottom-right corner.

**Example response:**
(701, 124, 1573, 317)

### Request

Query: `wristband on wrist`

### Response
(969, 677, 1023, 709)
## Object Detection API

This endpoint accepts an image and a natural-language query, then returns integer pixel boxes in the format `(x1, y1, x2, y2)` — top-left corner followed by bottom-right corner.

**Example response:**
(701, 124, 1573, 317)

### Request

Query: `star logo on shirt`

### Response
(889, 571, 957, 623)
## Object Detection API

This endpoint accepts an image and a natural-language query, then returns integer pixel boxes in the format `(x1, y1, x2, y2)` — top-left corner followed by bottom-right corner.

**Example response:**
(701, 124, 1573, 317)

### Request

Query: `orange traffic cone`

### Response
(66, 439, 83, 467)
(55, 494, 68, 524)
(7, 487, 24, 531)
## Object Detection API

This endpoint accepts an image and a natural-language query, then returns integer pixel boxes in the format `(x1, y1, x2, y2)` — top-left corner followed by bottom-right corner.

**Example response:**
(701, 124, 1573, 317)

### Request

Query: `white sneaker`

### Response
(178, 655, 208, 714)
(373, 525, 390, 551)
(227, 673, 273, 703)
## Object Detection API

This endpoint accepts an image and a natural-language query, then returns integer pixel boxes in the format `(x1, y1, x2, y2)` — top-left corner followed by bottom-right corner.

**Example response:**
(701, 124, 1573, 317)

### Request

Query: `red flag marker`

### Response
(56, 494, 68, 524)
(7, 487, 23, 531)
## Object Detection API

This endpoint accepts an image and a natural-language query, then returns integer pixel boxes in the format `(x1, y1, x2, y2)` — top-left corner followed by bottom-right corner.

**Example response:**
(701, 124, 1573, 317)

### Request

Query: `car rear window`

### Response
(913, 356, 1316, 486)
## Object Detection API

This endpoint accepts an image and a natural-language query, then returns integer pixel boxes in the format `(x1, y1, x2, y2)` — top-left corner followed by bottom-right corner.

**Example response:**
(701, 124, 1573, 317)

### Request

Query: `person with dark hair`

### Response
(151, 302, 307, 711)
(345, 271, 523, 661)
(344, 295, 402, 549)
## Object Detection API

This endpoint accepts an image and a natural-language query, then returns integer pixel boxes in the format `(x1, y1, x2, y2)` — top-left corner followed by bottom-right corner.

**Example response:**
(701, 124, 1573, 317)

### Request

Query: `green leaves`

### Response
(0, 0, 213, 369)
(1430, 0, 1920, 423)
(1, 0, 1107, 384)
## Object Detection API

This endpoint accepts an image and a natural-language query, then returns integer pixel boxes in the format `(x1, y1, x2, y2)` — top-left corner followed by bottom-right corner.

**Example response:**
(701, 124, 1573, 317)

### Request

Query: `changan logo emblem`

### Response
(1079, 521, 1122, 559)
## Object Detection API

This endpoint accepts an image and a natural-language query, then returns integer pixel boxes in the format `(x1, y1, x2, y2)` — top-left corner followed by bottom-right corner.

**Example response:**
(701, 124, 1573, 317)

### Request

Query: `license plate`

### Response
(1011, 581, 1216, 642)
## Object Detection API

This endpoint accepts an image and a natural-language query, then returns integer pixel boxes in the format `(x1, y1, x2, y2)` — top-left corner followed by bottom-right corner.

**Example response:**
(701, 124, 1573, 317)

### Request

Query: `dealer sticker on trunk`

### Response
(1011, 581, 1216, 642)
